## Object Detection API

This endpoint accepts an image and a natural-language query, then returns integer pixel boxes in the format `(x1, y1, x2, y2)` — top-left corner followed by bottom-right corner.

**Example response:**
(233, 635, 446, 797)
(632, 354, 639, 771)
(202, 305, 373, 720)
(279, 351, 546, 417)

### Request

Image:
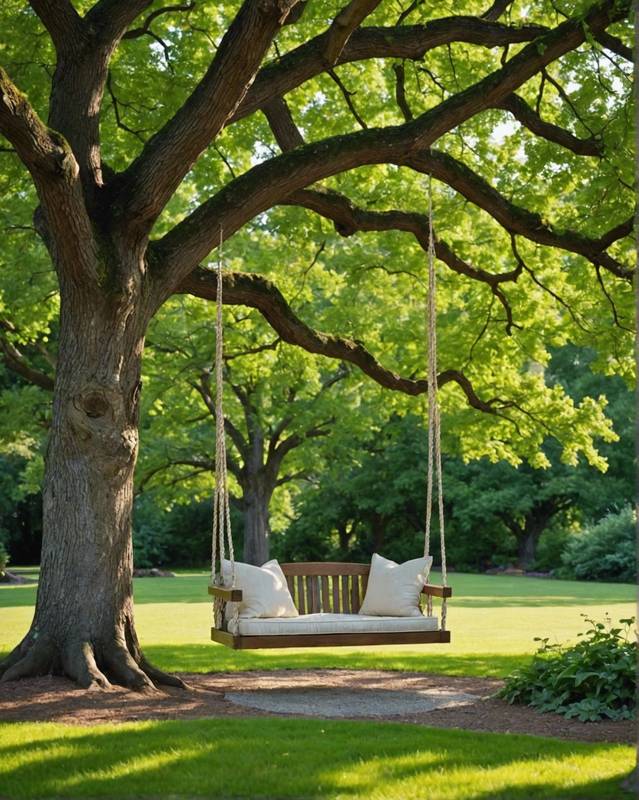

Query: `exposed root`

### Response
(0, 641, 26, 679)
(140, 658, 190, 689)
(2, 628, 188, 692)
(0, 636, 55, 683)
(62, 640, 112, 690)
(103, 642, 158, 692)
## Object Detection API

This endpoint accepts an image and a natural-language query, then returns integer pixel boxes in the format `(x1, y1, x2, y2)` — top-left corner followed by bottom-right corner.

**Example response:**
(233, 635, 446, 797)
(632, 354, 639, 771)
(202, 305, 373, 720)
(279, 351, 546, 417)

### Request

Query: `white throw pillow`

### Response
(359, 553, 432, 617)
(222, 559, 298, 620)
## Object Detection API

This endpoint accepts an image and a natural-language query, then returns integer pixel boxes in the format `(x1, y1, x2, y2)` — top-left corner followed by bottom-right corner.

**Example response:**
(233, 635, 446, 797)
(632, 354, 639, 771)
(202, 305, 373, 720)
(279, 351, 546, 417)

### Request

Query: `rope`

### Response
(210, 231, 238, 633)
(423, 177, 448, 629)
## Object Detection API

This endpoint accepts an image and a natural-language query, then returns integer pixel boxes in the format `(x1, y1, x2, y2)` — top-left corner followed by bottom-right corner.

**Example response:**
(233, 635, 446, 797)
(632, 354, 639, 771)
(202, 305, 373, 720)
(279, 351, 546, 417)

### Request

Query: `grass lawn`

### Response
(0, 571, 633, 678)
(0, 718, 633, 800)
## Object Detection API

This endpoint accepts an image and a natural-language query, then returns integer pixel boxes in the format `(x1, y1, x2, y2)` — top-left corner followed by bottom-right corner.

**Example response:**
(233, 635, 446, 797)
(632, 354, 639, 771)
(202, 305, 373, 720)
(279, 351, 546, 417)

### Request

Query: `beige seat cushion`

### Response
(359, 553, 433, 617)
(236, 612, 438, 636)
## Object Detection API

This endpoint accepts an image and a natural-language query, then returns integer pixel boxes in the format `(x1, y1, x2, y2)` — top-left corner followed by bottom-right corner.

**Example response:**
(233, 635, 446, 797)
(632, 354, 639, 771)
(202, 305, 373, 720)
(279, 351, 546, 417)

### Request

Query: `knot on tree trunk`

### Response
(68, 383, 138, 471)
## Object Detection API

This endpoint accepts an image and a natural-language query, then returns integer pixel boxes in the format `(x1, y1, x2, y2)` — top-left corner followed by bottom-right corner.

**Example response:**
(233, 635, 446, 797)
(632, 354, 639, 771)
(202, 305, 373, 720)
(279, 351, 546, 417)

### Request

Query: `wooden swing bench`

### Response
(209, 562, 452, 650)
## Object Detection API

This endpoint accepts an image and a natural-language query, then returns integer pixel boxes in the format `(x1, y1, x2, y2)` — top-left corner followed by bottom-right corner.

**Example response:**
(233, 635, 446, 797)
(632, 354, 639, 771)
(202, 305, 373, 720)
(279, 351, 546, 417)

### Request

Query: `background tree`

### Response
(0, 0, 632, 689)
(138, 296, 359, 565)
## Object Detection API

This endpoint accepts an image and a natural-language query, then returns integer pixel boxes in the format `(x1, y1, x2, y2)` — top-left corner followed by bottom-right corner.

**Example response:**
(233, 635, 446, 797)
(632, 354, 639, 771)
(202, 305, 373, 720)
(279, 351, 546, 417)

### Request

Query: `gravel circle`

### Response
(225, 687, 480, 717)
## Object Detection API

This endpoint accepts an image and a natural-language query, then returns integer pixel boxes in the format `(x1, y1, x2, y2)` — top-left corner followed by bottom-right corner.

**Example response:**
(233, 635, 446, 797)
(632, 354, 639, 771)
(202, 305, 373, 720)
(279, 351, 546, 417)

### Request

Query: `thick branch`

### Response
(28, 0, 84, 51)
(177, 268, 497, 413)
(232, 17, 549, 123)
(496, 93, 602, 155)
(0, 68, 98, 281)
(407, 149, 632, 278)
(282, 186, 520, 329)
(594, 30, 633, 61)
(324, 0, 383, 64)
(84, 1, 156, 46)
(154, 0, 630, 289)
(112, 0, 300, 230)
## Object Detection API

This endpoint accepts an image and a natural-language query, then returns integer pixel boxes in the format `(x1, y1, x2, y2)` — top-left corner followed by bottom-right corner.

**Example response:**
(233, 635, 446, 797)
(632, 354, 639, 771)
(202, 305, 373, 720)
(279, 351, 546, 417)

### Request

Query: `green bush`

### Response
(0, 535, 9, 575)
(558, 506, 636, 582)
(499, 615, 636, 722)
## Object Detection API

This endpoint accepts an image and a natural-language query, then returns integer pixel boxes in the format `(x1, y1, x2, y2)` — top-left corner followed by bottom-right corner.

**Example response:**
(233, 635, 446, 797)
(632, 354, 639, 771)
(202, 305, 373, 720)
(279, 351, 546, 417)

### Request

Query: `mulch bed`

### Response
(0, 669, 632, 744)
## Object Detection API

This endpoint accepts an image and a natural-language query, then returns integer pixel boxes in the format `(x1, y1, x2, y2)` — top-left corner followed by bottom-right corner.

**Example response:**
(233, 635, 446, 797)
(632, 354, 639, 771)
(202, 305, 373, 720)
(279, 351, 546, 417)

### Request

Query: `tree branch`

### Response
(0, 336, 55, 391)
(28, 0, 84, 51)
(177, 268, 498, 413)
(111, 0, 301, 231)
(282, 186, 521, 331)
(153, 0, 630, 290)
(122, 2, 196, 40)
(0, 67, 98, 282)
(231, 17, 549, 124)
(407, 149, 632, 278)
(84, 0, 156, 46)
(496, 93, 602, 155)
(594, 30, 633, 61)
(324, 0, 383, 65)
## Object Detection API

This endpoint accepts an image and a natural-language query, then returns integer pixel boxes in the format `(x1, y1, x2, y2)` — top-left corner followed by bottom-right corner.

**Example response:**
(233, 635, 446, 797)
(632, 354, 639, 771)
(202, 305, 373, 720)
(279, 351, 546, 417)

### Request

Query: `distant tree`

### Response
(138, 302, 355, 564)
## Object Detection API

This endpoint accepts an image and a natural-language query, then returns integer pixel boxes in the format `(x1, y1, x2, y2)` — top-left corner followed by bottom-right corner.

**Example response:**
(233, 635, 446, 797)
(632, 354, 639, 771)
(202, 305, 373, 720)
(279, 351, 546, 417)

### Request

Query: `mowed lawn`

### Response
(0, 718, 633, 800)
(0, 571, 635, 799)
(1, 570, 634, 677)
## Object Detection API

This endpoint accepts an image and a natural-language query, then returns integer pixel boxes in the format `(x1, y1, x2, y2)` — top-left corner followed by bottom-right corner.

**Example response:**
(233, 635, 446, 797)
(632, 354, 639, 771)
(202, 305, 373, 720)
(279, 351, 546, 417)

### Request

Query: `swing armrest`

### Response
(208, 585, 243, 602)
(422, 584, 452, 598)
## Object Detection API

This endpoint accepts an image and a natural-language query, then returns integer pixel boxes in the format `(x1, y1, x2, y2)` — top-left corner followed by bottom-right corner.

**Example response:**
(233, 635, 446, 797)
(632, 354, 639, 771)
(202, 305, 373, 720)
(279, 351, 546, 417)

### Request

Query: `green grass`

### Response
(0, 571, 634, 677)
(0, 719, 633, 799)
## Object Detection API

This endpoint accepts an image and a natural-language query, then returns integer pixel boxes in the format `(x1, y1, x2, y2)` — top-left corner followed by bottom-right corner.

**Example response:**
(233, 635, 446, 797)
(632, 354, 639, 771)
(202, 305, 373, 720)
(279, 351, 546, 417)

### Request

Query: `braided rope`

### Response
(210, 233, 238, 633)
(423, 177, 448, 629)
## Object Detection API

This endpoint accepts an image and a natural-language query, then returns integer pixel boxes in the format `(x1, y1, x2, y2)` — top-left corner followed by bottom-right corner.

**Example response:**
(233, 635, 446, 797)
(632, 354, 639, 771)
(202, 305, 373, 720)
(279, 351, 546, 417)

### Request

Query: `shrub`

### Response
(558, 506, 636, 583)
(499, 615, 636, 722)
(0, 537, 9, 575)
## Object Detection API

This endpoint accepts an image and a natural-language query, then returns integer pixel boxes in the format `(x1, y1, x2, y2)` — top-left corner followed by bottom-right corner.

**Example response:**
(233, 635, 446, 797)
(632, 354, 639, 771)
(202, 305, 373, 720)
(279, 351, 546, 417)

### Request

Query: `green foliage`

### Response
(0, 537, 9, 575)
(558, 506, 636, 583)
(499, 615, 637, 722)
(133, 496, 244, 569)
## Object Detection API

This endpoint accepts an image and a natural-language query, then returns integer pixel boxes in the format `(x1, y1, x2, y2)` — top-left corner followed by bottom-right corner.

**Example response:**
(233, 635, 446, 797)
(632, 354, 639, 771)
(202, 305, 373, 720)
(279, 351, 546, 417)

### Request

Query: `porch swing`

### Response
(208, 183, 452, 650)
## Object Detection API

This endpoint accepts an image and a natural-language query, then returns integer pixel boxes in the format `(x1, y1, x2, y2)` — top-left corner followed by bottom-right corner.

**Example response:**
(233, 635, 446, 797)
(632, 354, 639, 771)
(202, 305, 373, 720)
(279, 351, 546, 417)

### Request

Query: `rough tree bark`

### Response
(0, 0, 631, 689)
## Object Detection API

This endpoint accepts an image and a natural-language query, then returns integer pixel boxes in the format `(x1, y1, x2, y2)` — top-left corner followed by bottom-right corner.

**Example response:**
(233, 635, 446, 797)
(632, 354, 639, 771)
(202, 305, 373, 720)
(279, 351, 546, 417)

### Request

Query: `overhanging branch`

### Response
(153, 0, 630, 290)
(177, 268, 498, 413)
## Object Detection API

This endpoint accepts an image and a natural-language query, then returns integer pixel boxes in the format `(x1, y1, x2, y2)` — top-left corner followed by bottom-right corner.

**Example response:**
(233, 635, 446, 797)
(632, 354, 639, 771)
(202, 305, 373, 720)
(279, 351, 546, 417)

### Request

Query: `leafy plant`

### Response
(499, 615, 637, 722)
(0, 536, 9, 576)
(558, 506, 636, 582)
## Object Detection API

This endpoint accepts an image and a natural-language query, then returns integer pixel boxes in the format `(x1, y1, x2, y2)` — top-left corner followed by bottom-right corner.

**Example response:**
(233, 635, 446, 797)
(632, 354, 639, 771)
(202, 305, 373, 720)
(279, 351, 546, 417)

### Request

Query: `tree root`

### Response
(62, 640, 112, 690)
(140, 658, 190, 689)
(0, 636, 55, 683)
(1, 631, 189, 692)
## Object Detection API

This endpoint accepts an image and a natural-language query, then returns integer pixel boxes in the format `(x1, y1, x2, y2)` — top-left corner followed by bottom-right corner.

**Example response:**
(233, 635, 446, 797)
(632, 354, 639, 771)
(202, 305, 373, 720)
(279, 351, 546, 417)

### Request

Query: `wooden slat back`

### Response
(281, 562, 370, 577)
(296, 575, 306, 614)
(282, 562, 374, 615)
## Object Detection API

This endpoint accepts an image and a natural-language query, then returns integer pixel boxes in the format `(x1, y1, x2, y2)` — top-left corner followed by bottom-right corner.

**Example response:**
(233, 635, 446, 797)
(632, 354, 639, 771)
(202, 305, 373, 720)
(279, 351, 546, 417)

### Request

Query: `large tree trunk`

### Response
(0, 279, 183, 690)
(242, 484, 272, 566)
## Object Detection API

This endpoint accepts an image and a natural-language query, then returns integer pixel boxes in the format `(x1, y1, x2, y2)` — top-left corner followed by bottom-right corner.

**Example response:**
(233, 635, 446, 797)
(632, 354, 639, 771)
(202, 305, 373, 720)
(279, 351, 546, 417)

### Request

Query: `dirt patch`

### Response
(0, 669, 632, 744)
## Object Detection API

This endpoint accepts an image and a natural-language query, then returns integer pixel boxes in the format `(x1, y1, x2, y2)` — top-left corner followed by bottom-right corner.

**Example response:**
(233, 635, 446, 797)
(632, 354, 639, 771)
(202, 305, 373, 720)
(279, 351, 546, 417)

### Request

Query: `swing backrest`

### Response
(281, 562, 369, 614)
(280, 562, 452, 616)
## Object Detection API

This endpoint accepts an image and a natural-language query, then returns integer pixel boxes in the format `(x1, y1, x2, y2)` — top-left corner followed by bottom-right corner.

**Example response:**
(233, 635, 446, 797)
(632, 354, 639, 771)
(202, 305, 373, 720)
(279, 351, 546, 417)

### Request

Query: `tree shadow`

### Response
(0, 718, 631, 799)
(143, 644, 525, 678)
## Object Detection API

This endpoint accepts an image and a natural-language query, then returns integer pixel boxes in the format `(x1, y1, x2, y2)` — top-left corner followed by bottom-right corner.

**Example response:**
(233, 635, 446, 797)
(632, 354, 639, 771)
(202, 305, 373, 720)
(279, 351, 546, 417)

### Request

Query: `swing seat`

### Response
(209, 562, 451, 649)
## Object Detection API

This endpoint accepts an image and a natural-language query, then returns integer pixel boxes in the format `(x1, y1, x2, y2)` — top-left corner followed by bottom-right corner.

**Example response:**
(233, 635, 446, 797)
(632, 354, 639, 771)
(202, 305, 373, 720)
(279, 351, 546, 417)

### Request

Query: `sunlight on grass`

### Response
(0, 719, 632, 800)
(1, 571, 634, 678)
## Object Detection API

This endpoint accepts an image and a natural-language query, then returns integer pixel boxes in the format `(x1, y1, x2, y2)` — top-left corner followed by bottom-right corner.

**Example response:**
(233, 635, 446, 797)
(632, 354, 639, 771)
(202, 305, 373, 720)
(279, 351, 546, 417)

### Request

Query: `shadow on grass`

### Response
(0, 718, 632, 799)
(144, 644, 530, 679)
